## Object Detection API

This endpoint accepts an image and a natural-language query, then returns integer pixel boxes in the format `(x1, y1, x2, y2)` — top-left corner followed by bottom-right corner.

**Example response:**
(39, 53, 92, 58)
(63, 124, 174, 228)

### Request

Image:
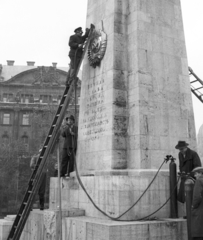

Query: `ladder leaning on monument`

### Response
(6, 24, 95, 240)
(188, 66, 203, 104)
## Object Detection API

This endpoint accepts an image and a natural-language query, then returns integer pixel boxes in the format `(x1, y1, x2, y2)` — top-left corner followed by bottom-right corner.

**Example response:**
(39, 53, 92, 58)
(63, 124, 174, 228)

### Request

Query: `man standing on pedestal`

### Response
(60, 115, 78, 177)
(175, 141, 202, 204)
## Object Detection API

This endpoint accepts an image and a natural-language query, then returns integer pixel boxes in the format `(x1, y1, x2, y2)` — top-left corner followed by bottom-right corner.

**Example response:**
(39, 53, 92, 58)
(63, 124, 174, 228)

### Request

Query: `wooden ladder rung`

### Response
(190, 80, 198, 84)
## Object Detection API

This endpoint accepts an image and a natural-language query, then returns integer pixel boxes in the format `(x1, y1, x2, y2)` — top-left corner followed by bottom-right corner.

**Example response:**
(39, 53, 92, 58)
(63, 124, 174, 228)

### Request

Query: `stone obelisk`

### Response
(75, 0, 196, 220)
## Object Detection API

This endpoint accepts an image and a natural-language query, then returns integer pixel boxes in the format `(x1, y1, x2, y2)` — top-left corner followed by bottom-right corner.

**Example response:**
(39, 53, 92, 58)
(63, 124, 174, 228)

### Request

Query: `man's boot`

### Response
(39, 197, 44, 210)
(66, 69, 75, 87)
(65, 70, 71, 87)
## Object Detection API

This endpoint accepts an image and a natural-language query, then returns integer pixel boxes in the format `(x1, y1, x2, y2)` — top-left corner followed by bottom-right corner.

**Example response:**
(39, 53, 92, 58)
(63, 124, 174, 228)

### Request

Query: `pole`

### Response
(169, 157, 178, 218)
(56, 142, 62, 240)
(185, 178, 195, 240)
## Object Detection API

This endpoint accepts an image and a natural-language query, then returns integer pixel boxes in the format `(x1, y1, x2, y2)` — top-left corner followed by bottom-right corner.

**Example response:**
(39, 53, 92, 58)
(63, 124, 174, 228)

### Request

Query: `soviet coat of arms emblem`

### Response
(87, 29, 107, 68)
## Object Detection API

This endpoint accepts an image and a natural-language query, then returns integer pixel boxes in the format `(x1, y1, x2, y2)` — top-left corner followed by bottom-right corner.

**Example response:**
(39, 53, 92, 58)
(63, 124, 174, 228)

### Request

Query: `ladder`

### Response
(7, 24, 95, 240)
(188, 66, 203, 104)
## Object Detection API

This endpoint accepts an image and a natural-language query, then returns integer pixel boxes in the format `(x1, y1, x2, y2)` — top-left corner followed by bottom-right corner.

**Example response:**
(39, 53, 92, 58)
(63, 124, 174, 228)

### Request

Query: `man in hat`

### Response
(175, 141, 202, 203)
(60, 115, 78, 177)
(66, 27, 90, 86)
(191, 167, 203, 240)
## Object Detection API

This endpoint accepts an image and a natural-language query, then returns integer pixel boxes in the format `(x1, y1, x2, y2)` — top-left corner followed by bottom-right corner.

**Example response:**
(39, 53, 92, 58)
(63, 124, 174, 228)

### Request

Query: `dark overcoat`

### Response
(191, 176, 203, 237)
(68, 31, 89, 59)
(60, 125, 78, 176)
(178, 148, 202, 203)
(61, 125, 78, 150)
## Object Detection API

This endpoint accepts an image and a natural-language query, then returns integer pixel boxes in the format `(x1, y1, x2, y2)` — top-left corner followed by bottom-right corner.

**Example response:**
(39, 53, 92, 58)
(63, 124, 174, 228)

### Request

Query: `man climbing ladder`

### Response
(66, 26, 90, 86)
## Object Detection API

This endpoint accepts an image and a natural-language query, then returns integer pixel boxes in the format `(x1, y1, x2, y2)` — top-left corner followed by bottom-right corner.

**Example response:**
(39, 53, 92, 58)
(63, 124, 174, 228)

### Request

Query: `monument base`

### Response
(50, 169, 171, 221)
(2, 211, 186, 240)
(0, 217, 13, 240)
(20, 208, 85, 240)
(65, 216, 187, 240)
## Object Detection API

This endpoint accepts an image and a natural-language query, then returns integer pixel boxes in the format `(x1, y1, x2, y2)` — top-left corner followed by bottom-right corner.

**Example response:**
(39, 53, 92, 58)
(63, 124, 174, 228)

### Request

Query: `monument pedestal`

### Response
(49, 171, 170, 221)
(5, 203, 185, 240)
(48, 177, 187, 240)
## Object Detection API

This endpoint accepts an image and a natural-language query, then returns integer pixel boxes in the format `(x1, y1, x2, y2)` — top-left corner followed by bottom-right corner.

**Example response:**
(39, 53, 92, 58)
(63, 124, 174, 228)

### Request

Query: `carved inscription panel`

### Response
(80, 75, 110, 141)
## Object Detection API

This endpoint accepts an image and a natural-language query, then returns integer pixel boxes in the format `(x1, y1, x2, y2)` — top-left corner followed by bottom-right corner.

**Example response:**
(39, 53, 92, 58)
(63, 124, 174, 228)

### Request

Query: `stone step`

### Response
(4, 215, 16, 221)
(64, 216, 187, 240)
(20, 208, 85, 240)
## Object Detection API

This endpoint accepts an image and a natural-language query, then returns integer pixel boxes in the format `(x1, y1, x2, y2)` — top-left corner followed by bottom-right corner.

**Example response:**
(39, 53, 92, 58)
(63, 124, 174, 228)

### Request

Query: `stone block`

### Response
(127, 30, 138, 49)
(19, 208, 85, 240)
(127, 149, 141, 169)
(115, 0, 129, 15)
(0, 219, 13, 240)
(64, 216, 187, 240)
(54, 171, 171, 220)
(3, 215, 16, 221)
(181, 57, 189, 75)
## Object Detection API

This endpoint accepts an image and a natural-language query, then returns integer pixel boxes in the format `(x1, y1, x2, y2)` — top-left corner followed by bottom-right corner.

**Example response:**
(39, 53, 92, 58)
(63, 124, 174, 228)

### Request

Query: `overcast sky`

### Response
(0, 0, 202, 134)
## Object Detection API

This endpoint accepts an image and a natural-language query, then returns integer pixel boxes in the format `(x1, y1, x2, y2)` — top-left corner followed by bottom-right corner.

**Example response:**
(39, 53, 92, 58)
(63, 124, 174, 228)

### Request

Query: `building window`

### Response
(25, 97, 29, 104)
(53, 97, 58, 103)
(3, 113, 10, 125)
(22, 135, 28, 143)
(2, 93, 13, 102)
(22, 113, 29, 125)
(58, 95, 62, 104)
(3, 94, 6, 102)
(20, 94, 33, 103)
(22, 135, 29, 149)
(34, 97, 39, 103)
(20, 134, 29, 154)
(40, 95, 52, 103)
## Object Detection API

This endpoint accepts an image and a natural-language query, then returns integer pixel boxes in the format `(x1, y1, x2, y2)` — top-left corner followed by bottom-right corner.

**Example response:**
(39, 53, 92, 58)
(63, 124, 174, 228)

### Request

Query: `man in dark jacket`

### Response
(66, 27, 90, 86)
(30, 150, 47, 210)
(175, 141, 202, 203)
(60, 115, 78, 177)
(191, 167, 203, 240)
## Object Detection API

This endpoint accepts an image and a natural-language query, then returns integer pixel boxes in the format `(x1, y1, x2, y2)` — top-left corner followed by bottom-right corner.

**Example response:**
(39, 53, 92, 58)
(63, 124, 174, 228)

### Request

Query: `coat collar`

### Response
(181, 148, 192, 163)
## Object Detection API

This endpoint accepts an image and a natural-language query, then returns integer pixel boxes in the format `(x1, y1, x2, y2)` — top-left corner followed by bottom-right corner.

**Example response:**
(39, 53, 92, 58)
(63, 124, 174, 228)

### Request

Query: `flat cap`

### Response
(74, 27, 82, 33)
(192, 167, 203, 173)
(66, 115, 75, 121)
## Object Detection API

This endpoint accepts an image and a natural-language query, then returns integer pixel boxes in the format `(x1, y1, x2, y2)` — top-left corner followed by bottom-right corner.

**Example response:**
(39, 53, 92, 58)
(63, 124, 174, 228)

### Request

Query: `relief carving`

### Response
(88, 29, 107, 68)
(44, 210, 56, 239)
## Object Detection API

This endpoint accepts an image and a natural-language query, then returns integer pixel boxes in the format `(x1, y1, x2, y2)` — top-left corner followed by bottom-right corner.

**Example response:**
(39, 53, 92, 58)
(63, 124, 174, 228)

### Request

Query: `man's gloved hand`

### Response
(67, 148, 73, 156)
(31, 165, 36, 171)
(85, 28, 90, 35)
(78, 44, 83, 48)
(62, 123, 67, 129)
